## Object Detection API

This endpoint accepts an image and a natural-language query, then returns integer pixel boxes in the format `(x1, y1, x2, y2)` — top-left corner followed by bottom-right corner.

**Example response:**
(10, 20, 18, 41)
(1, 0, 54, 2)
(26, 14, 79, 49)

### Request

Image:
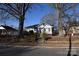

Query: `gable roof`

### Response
(1, 25, 17, 31)
(40, 23, 53, 26)
(26, 24, 39, 29)
(25, 23, 54, 29)
(38, 23, 53, 29)
(0, 26, 5, 29)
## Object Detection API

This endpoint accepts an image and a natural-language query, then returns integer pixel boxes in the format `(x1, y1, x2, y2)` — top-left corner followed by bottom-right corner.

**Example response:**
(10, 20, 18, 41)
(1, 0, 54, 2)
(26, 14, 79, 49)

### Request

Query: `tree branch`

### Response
(6, 4, 21, 15)
(25, 3, 32, 12)
(0, 8, 19, 19)
(63, 4, 76, 12)
(3, 4, 20, 16)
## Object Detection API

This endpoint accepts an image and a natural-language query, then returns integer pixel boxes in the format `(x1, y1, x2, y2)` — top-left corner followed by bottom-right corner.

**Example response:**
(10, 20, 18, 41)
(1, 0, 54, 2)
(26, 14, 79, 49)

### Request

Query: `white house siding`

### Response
(45, 28, 52, 34)
(38, 24, 53, 34)
(26, 24, 53, 35)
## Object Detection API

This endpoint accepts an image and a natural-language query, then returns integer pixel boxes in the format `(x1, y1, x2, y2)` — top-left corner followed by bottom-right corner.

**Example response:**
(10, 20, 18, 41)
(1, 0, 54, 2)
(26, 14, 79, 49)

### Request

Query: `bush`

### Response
(23, 31, 29, 35)
(23, 33, 36, 42)
(29, 30, 34, 34)
(40, 32, 48, 43)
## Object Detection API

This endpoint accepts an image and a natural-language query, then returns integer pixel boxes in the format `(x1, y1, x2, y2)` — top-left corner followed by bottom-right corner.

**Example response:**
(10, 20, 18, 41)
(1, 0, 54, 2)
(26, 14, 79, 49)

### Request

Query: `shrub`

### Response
(40, 31, 48, 43)
(29, 30, 34, 34)
(23, 33, 36, 42)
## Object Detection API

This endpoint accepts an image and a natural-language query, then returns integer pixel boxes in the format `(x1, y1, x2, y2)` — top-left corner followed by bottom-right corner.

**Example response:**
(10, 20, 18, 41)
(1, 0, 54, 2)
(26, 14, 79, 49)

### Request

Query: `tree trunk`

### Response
(18, 15, 24, 38)
(57, 8, 63, 36)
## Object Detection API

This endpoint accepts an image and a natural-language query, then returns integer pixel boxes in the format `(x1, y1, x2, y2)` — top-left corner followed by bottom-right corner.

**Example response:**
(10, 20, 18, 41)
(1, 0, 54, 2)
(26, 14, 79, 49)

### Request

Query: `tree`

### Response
(56, 4, 63, 36)
(40, 13, 54, 25)
(0, 10, 10, 25)
(49, 3, 77, 36)
(49, 3, 64, 36)
(62, 4, 78, 56)
(50, 3, 78, 56)
(0, 3, 32, 38)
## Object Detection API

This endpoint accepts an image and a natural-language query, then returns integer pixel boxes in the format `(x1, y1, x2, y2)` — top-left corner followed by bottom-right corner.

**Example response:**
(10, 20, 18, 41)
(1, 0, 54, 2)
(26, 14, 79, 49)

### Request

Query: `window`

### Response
(44, 28, 46, 32)
(48, 28, 50, 32)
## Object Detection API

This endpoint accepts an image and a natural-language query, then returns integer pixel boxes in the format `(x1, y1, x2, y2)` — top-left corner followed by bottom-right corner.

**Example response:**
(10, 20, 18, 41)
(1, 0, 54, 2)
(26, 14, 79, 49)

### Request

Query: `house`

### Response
(38, 23, 53, 34)
(0, 25, 18, 35)
(25, 23, 54, 35)
(25, 24, 39, 33)
(70, 26, 79, 35)
(62, 24, 79, 36)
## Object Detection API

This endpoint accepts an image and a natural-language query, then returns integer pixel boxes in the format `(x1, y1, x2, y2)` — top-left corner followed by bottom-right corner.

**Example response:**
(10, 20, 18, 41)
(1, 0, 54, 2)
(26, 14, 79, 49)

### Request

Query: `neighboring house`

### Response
(25, 24, 39, 33)
(38, 23, 53, 34)
(71, 26, 79, 35)
(0, 25, 18, 35)
(62, 25, 79, 36)
(25, 23, 54, 35)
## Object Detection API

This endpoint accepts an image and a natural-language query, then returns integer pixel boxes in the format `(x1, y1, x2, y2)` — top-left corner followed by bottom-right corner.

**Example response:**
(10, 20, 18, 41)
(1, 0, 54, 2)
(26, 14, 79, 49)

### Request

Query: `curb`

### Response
(12, 45, 79, 48)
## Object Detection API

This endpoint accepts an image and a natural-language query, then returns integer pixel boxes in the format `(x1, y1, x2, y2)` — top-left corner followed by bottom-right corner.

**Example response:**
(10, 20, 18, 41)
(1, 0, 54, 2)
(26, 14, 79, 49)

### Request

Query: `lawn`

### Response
(0, 35, 79, 47)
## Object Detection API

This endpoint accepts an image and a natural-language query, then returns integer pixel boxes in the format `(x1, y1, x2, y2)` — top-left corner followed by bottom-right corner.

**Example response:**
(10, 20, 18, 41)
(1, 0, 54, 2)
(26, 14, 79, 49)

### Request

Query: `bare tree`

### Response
(49, 3, 77, 36)
(0, 3, 32, 38)
(50, 3, 78, 56)
(62, 4, 78, 56)
(40, 13, 55, 25)
(0, 10, 10, 25)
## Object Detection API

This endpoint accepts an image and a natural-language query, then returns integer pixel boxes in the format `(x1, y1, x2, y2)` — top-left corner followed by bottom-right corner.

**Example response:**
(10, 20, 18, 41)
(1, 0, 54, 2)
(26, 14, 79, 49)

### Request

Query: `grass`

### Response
(0, 35, 79, 47)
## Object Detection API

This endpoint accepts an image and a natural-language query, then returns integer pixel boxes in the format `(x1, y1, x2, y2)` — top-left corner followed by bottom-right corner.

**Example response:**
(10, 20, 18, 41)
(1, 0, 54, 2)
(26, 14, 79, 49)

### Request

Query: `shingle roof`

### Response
(25, 23, 54, 29)
(26, 24, 39, 29)
(0, 26, 5, 29)
(1, 25, 17, 31)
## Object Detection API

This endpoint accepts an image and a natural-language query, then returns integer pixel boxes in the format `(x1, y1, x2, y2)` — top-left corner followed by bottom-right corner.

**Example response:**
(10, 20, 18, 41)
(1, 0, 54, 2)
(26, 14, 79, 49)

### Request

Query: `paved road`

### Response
(0, 45, 79, 56)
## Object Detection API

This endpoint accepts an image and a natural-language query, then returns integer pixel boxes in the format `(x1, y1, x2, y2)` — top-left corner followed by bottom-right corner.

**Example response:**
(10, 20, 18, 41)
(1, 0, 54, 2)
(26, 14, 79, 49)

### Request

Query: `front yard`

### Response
(0, 35, 79, 47)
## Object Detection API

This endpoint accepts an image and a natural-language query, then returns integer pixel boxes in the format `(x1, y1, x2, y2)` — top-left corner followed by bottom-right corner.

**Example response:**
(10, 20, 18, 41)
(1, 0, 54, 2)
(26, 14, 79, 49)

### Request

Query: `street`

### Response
(0, 45, 79, 56)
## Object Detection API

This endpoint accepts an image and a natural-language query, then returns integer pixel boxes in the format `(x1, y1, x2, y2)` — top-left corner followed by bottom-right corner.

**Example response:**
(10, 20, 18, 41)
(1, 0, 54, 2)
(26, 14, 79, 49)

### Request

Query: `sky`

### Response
(1, 3, 55, 28)
(1, 3, 79, 28)
(24, 3, 55, 27)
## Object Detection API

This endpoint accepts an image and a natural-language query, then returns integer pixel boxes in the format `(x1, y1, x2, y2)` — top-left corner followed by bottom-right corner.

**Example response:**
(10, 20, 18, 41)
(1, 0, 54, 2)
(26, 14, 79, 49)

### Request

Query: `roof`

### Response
(0, 26, 5, 29)
(1, 25, 17, 31)
(26, 24, 39, 29)
(39, 23, 53, 26)
(25, 23, 54, 29)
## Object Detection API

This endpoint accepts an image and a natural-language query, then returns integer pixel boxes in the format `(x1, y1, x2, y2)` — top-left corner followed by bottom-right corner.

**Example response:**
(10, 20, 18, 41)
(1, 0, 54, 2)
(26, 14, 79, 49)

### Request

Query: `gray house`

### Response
(0, 25, 18, 35)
